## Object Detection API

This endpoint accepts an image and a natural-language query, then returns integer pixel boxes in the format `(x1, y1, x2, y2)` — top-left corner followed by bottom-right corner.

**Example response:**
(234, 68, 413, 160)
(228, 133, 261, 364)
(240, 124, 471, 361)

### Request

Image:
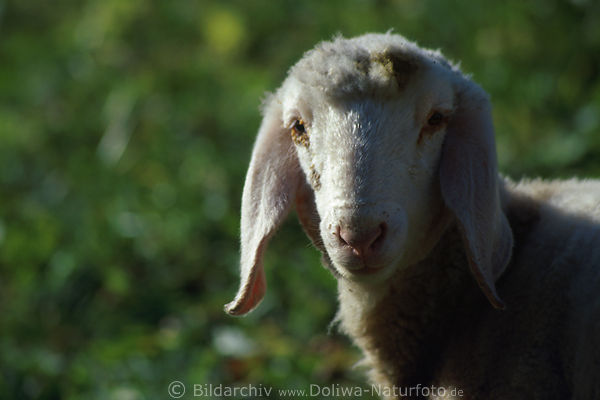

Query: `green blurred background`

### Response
(1, 0, 599, 399)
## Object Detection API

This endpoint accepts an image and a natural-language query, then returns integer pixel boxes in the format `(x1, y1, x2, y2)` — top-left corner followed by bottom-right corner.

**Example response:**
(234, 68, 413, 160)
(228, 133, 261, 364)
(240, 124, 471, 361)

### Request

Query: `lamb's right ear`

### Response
(225, 100, 301, 316)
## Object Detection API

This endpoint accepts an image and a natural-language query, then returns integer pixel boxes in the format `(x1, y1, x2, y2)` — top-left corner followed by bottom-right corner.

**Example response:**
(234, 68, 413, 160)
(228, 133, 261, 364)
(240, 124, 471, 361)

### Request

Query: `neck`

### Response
(335, 225, 483, 389)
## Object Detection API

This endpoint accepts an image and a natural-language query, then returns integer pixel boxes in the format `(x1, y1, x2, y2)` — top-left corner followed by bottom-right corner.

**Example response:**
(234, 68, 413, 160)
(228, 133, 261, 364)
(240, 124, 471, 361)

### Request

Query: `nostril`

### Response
(369, 222, 387, 251)
(336, 225, 348, 246)
(336, 222, 387, 258)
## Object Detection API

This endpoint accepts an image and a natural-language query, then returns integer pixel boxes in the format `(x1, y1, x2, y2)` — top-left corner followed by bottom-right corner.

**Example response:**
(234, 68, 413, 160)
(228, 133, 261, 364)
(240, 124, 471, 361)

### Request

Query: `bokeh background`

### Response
(1, 0, 599, 399)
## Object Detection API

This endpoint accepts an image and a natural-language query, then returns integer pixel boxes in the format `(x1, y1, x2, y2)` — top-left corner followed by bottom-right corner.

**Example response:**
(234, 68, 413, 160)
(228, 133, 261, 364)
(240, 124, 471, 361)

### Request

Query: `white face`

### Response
(284, 70, 456, 283)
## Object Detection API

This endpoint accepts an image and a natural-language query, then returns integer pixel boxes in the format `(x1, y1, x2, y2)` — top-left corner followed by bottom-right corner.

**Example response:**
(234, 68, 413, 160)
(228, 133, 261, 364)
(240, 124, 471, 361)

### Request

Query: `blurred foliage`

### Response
(0, 0, 599, 399)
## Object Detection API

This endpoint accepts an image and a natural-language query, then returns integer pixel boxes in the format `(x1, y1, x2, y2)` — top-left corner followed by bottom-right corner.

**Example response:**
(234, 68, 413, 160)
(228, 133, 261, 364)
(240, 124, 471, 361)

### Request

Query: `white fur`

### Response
(226, 33, 600, 399)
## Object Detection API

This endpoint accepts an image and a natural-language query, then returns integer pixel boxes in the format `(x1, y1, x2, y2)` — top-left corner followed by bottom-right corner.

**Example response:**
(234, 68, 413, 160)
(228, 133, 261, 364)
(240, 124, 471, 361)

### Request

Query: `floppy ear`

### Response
(439, 84, 514, 309)
(225, 99, 302, 316)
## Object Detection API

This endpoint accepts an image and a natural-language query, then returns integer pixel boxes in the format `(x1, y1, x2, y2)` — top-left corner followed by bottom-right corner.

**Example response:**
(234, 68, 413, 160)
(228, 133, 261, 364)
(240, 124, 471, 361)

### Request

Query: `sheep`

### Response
(224, 32, 600, 399)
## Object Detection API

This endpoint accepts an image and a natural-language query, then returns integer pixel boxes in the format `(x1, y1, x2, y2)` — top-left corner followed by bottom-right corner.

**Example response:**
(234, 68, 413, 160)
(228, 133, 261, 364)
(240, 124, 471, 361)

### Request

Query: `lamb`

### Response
(224, 32, 600, 399)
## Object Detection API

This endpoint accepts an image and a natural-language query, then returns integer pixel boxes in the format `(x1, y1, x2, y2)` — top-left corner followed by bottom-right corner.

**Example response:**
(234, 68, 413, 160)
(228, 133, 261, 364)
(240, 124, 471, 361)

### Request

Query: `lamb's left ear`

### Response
(439, 83, 514, 309)
(225, 99, 302, 316)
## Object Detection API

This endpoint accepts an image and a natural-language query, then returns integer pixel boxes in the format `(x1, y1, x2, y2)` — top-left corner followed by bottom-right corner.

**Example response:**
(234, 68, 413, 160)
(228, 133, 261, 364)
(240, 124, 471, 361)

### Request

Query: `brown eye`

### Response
(291, 119, 309, 147)
(292, 119, 306, 134)
(418, 111, 448, 145)
(428, 111, 444, 126)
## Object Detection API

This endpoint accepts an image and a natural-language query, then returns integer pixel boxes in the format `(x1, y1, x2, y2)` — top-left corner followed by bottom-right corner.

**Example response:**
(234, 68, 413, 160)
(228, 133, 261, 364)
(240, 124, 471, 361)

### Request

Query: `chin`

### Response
(333, 259, 401, 285)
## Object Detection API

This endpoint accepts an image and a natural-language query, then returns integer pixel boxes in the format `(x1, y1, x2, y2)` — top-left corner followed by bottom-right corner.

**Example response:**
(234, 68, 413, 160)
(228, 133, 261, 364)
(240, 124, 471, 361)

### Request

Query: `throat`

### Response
(335, 226, 479, 388)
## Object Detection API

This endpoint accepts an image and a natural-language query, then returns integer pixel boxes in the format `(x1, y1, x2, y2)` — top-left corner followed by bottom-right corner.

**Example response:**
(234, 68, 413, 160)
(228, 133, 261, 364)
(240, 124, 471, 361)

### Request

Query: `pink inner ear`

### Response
(245, 267, 266, 312)
(225, 266, 266, 316)
(225, 238, 270, 316)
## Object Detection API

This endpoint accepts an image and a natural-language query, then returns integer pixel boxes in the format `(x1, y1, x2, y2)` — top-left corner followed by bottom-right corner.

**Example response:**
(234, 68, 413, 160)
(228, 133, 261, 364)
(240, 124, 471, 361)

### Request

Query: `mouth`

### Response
(332, 260, 391, 282)
(331, 250, 404, 283)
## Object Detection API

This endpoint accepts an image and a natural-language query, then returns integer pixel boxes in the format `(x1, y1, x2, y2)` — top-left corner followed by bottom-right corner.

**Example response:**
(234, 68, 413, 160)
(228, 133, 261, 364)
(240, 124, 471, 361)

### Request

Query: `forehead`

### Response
(281, 37, 456, 120)
(289, 35, 454, 97)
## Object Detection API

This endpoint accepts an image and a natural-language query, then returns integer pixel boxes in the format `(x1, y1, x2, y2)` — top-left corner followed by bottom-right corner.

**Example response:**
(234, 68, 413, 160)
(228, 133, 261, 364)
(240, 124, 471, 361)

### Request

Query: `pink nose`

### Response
(336, 222, 387, 260)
